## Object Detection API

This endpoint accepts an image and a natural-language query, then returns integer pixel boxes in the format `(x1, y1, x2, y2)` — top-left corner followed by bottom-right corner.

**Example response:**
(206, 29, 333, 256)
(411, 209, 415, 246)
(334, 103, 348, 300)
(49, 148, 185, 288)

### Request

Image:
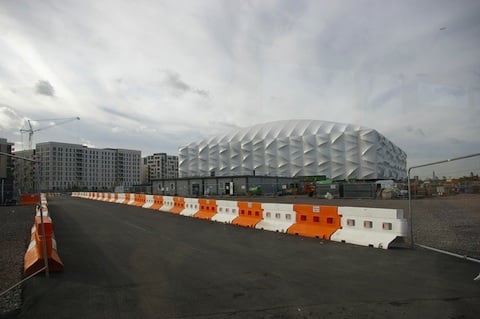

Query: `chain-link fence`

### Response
(408, 153, 480, 260)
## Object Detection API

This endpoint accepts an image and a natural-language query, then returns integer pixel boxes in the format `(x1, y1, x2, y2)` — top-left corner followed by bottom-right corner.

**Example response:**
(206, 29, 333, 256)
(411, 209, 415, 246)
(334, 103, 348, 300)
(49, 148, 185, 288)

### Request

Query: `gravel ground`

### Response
(0, 205, 34, 318)
(0, 194, 479, 316)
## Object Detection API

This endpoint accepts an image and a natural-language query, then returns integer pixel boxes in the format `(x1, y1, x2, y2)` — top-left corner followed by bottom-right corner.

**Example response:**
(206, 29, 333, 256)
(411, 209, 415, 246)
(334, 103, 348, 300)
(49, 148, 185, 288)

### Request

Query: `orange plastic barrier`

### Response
(133, 194, 146, 207)
(194, 199, 217, 220)
(19, 193, 40, 206)
(232, 201, 263, 227)
(287, 205, 341, 239)
(122, 193, 131, 205)
(169, 197, 185, 214)
(24, 216, 64, 276)
(149, 195, 164, 210)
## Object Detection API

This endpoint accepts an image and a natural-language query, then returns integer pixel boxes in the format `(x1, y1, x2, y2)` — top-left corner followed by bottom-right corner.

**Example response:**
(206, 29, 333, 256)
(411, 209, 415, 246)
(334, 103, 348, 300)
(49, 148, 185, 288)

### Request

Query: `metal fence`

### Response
(408, 153, 480, 261)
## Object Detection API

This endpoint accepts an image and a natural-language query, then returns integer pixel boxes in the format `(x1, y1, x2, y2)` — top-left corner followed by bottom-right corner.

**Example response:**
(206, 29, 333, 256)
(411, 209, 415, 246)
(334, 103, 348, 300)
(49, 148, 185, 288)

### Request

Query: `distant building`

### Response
(12, 149, 36, 194)
(179, 119, 407, 180)
(35, 142, 141, 192)
(142, 153, 178, 184)
(0, 138, 14, 203)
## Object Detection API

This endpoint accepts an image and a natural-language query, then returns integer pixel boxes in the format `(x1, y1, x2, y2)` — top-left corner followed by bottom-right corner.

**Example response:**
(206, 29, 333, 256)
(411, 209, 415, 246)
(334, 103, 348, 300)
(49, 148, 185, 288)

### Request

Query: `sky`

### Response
(0, 0, 479, 177)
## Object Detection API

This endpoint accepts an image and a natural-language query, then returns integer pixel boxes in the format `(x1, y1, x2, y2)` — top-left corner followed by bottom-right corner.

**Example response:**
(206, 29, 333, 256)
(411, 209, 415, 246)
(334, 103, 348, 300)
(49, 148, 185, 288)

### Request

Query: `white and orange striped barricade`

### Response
(116, 193, 125, 204)
(24, 215, 64, 276)
(180, 198, 200, 216)
(159, 196, 174, 212)
(256, 203, 296, 233)
(127, 193, 136, 205)
(330, 207, 408, 249)
(169, 197, 185, 214)
(232, 201, 263, 228)
(193, 199, 217, 220)
(287, 205, 342, 240)
(211, 200, 239, 223)
(142, 195, 155, 209)
(149, 195, 163, 210)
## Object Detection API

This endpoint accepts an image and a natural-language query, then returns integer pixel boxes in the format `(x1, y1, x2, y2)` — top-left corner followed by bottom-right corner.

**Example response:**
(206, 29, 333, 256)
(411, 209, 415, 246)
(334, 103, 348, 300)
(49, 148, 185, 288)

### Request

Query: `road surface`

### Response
(14, 197, 480, 318)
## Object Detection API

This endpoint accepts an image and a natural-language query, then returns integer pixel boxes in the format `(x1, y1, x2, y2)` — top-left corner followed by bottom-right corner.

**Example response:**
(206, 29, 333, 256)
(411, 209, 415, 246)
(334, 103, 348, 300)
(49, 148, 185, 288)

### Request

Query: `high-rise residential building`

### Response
(35, 142, 141, 191)
(142, 153, 178, 184)
(0, 138, 14, 203)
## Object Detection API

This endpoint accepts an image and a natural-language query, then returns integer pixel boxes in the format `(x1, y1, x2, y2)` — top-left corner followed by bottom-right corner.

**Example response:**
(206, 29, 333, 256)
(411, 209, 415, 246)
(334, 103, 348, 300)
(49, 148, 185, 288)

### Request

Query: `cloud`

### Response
(0, 105, 24, 131)
(161, 70, 210, 98)
(0, 0, 479, 166)
(35, 80, 55, 96)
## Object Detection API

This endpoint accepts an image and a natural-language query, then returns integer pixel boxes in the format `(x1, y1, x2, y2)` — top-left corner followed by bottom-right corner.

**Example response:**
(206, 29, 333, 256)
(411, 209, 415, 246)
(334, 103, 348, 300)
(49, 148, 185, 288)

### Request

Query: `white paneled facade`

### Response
(179, 120, 407, 180)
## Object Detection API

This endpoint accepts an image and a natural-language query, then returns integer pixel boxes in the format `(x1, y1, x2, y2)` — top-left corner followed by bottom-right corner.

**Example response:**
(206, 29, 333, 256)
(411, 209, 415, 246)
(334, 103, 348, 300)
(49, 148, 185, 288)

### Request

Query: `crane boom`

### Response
(20, 116, 80, 150)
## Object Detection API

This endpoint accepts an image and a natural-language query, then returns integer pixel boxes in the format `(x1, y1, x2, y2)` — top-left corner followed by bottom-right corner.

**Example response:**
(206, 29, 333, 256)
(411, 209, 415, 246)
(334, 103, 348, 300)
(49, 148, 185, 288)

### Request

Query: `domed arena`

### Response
(178, 120, 407, 180)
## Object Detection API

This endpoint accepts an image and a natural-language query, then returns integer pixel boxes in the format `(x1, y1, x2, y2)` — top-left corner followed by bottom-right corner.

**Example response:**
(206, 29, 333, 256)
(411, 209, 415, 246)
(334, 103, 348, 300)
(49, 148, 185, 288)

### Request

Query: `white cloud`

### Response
(0, 0, 479, 172)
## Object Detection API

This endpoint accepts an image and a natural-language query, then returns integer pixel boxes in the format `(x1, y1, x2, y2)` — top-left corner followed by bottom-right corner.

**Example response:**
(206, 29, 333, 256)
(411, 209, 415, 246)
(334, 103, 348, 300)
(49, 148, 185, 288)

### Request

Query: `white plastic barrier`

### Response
(330, 207, 409, 249)
(160, 196, 174, 212)
(109, 193, 117, 203)
(211, 200, 239, 223)
(36, 196, 49, 218)
(102, 193, 111, 201)
(116, 193, 125, 204)
(142, 195, 154, 208)
(180, 198, 200, 216)
(255, 203, 296, 233)
(127, 193, 135, 205)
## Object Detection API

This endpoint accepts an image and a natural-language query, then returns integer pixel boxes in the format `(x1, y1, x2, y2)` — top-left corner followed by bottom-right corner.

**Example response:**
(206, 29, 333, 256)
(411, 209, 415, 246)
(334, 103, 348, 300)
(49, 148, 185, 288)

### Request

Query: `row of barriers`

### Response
(71, 192, 409, 249)
(23, 194, 64, 276)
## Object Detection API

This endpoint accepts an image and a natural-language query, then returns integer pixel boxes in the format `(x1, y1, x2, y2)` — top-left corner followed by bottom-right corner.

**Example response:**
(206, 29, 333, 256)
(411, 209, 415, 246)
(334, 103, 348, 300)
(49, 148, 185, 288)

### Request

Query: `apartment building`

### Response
(35, 142, 141, 191)
(142, 153, 178, 184)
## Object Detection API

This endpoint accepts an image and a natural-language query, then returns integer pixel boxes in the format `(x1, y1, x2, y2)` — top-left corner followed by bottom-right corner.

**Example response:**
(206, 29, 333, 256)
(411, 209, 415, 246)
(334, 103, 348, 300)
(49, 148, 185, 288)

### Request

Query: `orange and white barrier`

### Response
(143, 195, 155, 209)
(170, 197, 185, 214)
(127, 193, 135, 205)
(232, 201, 263, 227)
(180, 198, 200, 216)
(150, 195, 164, 210)
(72, 192, 409, 249)
(193, 199, 217, 220)
(255, 203, 295, 233)
(160, 196, 174, 212)
(287, 205, 342, 239)
(330, 207, 408, 249)
(24, 199, 64, 276)
(132, 194, 146, 207)
(116, 193, 125, 204)
(19, 193, 40, 206)
(211, 200, 239, 223)
(109, 193, 118, 203)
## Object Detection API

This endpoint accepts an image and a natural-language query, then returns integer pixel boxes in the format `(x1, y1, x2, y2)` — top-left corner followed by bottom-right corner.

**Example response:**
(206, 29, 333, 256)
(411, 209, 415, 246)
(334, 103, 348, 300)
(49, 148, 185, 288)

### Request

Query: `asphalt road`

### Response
(14, 197, 480, 318)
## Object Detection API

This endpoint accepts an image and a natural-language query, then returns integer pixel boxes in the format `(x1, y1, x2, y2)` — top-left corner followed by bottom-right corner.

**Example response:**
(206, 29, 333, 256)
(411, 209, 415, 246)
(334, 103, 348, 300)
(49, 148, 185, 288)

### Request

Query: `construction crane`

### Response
(20, 116, 80, 150)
